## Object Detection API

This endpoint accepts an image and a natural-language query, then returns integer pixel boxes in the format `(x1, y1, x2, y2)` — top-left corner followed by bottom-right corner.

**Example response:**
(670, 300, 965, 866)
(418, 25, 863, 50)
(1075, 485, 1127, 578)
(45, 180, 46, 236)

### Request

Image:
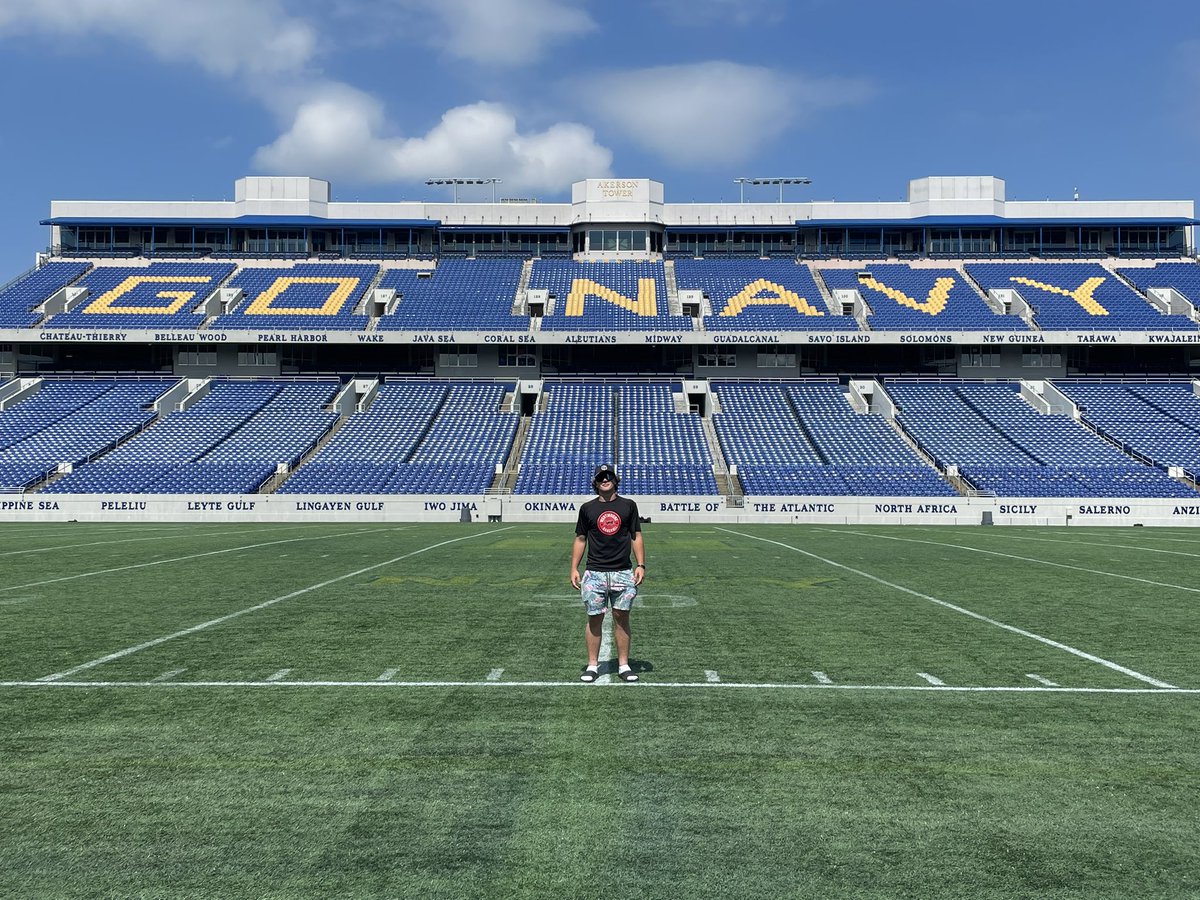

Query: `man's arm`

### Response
(631, 532, 645, 585)
(570, 534, 587, 589)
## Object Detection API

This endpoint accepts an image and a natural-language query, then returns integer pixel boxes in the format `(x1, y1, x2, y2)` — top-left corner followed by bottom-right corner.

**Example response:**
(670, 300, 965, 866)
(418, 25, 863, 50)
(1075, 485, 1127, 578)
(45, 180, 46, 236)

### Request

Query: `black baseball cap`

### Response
(593, 463, 619, 484)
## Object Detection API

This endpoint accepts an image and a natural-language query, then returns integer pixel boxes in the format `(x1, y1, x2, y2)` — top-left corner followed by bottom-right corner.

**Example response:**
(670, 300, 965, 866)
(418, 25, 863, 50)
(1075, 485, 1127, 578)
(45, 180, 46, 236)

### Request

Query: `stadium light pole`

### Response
(734, 177, 812, 203)
(425, 178, 503, 203)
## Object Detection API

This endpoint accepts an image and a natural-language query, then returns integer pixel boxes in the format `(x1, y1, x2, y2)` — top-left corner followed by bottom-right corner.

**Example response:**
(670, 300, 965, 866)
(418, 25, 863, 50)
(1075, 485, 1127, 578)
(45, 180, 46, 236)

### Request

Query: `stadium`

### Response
(2, 173, 1199, 526)
(9, 0, 1200, 893)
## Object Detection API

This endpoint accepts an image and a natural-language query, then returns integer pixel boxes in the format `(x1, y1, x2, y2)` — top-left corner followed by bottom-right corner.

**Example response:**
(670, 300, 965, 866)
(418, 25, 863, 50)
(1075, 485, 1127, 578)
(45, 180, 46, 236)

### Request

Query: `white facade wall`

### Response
(4, 494, 1198, 527)
(47, 174, 1193, 231)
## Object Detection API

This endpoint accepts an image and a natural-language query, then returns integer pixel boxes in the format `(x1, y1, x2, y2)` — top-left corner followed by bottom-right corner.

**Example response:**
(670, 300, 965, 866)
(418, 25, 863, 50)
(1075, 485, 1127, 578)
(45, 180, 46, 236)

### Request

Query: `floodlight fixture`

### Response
(734, 176, 813, 203)
(425, 177, 503, 203)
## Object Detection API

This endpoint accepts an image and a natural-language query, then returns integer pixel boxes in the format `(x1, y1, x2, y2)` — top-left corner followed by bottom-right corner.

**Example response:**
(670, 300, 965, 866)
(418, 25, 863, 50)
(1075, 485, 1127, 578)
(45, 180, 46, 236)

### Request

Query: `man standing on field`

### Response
(570, 463, 645, 683)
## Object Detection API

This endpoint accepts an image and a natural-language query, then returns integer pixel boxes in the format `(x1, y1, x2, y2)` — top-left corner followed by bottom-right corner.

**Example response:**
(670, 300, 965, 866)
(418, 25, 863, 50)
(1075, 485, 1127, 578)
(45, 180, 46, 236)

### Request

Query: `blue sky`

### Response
(1, 0, 1198, 277)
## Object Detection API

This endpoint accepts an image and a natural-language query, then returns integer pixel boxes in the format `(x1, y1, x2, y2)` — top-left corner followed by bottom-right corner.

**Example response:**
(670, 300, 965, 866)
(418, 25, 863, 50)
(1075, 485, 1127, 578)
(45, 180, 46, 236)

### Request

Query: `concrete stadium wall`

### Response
(3, 494, 1199, 527)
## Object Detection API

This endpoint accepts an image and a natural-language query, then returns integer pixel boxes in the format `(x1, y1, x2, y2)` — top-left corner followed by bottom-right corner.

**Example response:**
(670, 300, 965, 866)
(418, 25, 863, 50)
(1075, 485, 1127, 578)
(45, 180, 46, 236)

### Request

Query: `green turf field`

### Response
(2, 521, 1198, 898)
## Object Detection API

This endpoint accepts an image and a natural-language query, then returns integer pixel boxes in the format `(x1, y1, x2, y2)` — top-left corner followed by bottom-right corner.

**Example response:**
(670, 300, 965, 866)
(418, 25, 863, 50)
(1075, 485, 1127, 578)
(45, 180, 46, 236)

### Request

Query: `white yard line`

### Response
(827, 528, 1200, 597)
(3, 679, 1198, 695)
(1027, 674, 1059, 687)
(717, 527, 1178, 689)
(915, 530, 1200, 560)
(596, 615, 615, 684)
(0, 525, 323, 558)
(3, 528, 398, 593)
(917, 672, 946, 686)
(35, 527, 514, 682)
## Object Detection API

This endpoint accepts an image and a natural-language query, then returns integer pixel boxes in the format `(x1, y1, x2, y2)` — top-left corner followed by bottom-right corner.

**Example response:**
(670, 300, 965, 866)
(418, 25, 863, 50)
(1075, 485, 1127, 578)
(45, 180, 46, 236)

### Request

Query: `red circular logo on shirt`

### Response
(597, 510, 622, 536)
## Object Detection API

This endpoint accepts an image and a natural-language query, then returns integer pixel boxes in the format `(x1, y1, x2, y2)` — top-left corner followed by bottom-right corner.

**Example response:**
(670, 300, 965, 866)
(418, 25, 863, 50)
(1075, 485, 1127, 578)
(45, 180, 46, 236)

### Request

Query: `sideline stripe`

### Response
(3, 679, 1199, 695)
(3, 528, 400, 593)
(35, 527, 515, 682)
(717, 527, 1177, 689)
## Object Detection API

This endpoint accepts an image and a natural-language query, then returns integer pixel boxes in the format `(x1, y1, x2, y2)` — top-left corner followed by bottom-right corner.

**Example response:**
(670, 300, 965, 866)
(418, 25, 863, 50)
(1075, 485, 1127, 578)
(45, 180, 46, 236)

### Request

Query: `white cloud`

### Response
(1171, 39, 1200, 136)
(0, 0, 316, 77)
(255, 92, 613, 193)
(0, 0, 612, 195)
(589, 61, 872, 166)
(649, 0, 787, 27)
(418, 0, 595, 67)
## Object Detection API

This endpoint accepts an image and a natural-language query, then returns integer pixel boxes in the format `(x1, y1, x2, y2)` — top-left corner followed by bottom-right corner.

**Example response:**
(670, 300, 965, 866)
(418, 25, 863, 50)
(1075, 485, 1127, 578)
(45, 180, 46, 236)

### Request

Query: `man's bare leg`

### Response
(585, 613, 604, 667)
(612, 608, 631, 668)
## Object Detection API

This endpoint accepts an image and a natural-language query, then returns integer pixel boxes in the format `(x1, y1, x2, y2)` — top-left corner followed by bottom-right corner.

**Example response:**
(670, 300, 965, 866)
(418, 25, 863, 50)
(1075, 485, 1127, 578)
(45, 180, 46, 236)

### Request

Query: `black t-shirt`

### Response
(575, 495, 641, 571)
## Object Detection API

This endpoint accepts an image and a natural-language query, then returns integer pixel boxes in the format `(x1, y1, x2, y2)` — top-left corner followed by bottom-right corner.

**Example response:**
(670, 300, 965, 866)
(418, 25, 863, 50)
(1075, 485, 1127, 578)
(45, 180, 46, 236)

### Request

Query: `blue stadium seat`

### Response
(281, 380, 517, 494)
(43, 263, 233, 329)
(675, 259, 859, 330)
(208, 263, 377, 331)
(532, 261, 693, 331)
(375, 259, 527, 331)
(966, 263, 1197, 331)
(820, 264, 1029, 331)
(886, 380, 1193, 497)
(0, 261, 92, 327)
(0, 378, 171, 490)
(514, 382, 614, 494)
(1054, 380, 1200, 476)
(711, 381, 953, 496)
(47, 379, 340, 493)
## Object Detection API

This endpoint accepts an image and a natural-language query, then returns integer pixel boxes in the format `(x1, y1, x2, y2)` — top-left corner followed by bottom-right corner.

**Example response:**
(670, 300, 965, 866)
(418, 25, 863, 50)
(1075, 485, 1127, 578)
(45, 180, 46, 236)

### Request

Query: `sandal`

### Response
(618, 668, 639, 683)
(580, 666, 599, 683)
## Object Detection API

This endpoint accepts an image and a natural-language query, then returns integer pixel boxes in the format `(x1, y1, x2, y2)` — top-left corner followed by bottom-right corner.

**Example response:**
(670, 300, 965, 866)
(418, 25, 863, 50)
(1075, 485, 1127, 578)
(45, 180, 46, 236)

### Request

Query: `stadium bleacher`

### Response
(1116, 261, 1200, 307)
(818, 264, 1030, 331)
(2, 243, 1199, 507)
(208, 263, 377, 331)
(0, 261, 92, 327)
(514, 382, 614, 494)
(1054, 380, 1200, 476)
(886, 380, 1194, 497)
(375, 259, 527, 331)
(673, 259, 859, 330)
(46, 379, 339, 493)
(711, 381, 955, 496)
(0, 378, 170, 490)
(615, 384, 717, 494)
(965, 263, 1198, 331)
(532, 261, 693, 331)
(280, 381, 517, 494)
(42, 262, 235, 329)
